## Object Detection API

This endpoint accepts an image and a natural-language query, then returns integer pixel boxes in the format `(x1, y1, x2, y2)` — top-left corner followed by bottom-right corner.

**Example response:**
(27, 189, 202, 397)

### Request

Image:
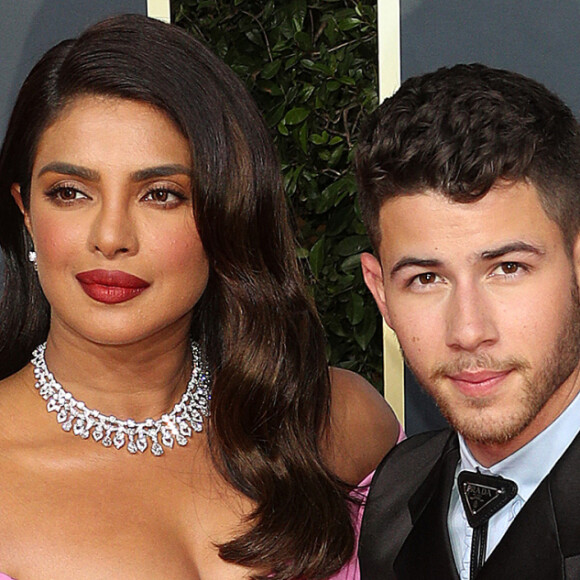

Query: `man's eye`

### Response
(500, 262, 519, 274)
(417, 272, 438, 285)
(492, 262, 527, 278)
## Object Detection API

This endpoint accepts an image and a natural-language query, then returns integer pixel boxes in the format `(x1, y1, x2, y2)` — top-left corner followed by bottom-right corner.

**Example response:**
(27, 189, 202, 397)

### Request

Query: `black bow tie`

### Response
(457, 470, 518, 578)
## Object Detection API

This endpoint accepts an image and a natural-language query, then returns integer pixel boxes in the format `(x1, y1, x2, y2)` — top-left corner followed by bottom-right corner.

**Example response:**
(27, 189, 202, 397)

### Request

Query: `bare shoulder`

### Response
(326, 367, 400, 485)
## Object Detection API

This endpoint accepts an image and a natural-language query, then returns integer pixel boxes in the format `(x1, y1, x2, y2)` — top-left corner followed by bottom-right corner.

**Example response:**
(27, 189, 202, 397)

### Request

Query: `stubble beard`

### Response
(406, 282, 580, 445)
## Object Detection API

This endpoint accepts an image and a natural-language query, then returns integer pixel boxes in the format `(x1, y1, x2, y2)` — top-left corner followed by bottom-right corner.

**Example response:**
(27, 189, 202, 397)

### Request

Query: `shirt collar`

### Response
(457, 390, 580, 502)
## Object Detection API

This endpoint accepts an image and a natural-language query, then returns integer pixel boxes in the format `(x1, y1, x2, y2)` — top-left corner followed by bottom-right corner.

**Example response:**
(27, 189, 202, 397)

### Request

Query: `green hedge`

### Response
(174, 0, 384, 388)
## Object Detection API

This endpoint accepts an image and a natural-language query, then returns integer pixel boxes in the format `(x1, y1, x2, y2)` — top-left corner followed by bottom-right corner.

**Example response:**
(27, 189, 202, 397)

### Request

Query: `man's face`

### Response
(362, 181, 580, 450)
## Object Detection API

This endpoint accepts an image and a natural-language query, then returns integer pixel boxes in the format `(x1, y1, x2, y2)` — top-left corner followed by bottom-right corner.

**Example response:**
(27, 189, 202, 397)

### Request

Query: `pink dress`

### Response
(328, 424, 406, 580)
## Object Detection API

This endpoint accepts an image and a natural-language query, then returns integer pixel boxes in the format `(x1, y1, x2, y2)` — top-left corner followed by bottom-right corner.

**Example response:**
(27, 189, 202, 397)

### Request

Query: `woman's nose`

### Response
(88, 201, 138, 259)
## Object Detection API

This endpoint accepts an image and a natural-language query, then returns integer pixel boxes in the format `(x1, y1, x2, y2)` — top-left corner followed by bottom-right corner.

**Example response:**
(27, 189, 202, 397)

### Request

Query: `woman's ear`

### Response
(11, 184, 33, 237)
(360, 252, 393, 329)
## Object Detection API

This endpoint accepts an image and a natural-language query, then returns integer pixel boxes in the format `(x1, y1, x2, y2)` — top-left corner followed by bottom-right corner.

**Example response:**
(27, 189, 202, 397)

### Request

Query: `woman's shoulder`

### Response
(326, 367, 400, 485)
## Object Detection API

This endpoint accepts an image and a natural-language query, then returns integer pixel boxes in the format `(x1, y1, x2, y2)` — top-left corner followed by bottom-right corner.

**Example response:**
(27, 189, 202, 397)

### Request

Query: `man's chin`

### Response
(439, 405, 535, 446)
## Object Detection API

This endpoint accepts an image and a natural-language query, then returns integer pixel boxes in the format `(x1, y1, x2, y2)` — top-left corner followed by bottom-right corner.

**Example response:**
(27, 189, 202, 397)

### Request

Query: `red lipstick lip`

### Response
(76, 269, 149, 288)
(76, 270, 150, 304)
(447, 369, 512, 397)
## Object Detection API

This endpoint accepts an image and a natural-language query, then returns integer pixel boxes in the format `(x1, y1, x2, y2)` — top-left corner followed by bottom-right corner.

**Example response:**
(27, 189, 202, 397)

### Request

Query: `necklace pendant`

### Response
(161, 429, 175, 448)
(127, 436, 138, 454)
(135, 435, 148, 453)
(113, 432, 126, 449)
(151, 440, 164, 456)
(73, 419, 85, 436)
(92, 425, 104, 442)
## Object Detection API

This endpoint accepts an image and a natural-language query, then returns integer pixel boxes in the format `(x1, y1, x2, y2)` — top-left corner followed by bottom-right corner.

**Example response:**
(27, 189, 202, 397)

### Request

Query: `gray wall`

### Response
(0, 0, 147, 284)
(400, 0, 580, 434)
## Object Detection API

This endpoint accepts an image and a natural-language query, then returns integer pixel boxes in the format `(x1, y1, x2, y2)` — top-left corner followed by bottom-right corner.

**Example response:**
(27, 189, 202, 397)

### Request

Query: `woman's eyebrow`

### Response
(131, 164, 192, 181)
(36, 162, 192, 182)
(37, 161, 99, 181)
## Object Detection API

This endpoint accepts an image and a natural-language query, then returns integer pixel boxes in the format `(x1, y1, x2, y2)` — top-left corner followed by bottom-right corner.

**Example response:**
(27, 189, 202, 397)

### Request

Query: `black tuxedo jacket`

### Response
(359, 429, 580, 579)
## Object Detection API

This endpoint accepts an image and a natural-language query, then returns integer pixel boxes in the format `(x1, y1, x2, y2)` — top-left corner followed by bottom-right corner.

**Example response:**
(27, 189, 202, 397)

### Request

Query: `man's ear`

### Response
(572, 232, 580, 290)
(361, 252, 393, 328)
(11, 184, 33, 237)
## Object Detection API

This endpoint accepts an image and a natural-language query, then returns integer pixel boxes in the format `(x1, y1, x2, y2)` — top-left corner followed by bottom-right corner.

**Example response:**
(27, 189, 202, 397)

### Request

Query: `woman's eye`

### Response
(142, 188, 185, 204)
(46, 186, 88, 203)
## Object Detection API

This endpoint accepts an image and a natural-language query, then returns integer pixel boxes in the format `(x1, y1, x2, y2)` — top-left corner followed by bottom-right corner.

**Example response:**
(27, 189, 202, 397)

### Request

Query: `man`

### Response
(356, 63, 580, 579)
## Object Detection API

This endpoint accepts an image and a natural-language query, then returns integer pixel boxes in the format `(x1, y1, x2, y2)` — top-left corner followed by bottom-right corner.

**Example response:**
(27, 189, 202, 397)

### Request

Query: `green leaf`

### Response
(299, 84, 316, 102)
(338, 76, 356, 86)
(266, 102, 287, 127)
(340, 253, 362, 273)
(334, 235, 370, 256)
(309, 237, 326, 277)
(346, 293, 365, 325)
(328, 144, 345, 167)
(310, 131, 329, 145)
(296, 246, 309, 259)
(294, 31, 313, 51)
(284, 107, 310, 125)
(261, 60, 282, 79)
(290, 0, 307, 31)
(354, 307, 378, 350)
(298, 122, 309, 154)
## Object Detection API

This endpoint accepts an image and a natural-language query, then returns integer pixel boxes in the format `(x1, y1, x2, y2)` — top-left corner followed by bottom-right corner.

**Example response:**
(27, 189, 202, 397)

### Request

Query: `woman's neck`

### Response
(40, 327, 193, 422)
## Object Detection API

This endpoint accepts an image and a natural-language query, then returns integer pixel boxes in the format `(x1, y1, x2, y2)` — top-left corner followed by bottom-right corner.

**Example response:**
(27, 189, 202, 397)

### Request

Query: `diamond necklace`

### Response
(31, 341, 211, 456)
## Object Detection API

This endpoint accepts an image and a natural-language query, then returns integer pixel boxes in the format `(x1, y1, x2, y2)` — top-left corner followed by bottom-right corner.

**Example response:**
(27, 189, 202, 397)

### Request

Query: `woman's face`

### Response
(13, 95, 209, 346)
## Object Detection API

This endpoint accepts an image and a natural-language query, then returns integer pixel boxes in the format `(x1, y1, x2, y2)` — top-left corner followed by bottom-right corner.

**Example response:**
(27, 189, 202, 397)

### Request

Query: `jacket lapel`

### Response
(479, 479, 561, 579)
(394, 436, 460, 580)
(480, 430, 580, 579)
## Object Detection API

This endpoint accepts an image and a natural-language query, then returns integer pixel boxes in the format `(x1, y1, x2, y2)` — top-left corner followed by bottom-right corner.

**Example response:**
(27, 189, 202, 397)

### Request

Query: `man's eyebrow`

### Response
(37, 162, 99, 181)
(480, 241, 546, 260)
(390, 257, 443, 279)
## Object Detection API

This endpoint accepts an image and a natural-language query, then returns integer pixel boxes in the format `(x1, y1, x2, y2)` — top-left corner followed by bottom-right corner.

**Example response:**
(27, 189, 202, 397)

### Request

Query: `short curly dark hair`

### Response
(355, 63, 580, 252)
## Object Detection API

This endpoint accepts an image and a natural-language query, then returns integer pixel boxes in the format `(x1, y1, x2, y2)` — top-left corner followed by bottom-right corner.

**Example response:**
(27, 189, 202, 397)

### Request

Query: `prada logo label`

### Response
(458, 470, 518, 528)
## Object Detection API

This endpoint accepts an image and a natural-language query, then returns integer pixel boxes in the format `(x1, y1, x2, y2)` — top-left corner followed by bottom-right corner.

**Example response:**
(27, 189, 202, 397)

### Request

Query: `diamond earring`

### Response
(28, 250, 38, 271)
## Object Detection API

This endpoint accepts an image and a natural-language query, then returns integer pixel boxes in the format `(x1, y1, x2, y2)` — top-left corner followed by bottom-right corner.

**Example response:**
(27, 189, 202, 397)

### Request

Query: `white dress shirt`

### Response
(447, 391, 580, 579)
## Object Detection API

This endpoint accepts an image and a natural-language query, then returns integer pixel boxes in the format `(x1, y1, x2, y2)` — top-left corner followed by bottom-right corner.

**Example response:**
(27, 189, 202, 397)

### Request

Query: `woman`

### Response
(0, 14, 398, 579)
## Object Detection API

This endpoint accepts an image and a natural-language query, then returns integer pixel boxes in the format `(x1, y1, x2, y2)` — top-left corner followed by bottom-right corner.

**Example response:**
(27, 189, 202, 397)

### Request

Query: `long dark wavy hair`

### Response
(0, 14, 354, 579)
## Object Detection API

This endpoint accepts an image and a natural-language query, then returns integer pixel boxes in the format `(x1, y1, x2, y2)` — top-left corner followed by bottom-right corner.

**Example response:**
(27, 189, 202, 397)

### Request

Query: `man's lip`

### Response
(75, 269, 150, 288)
(447, 370, 511, 384)
(447, 369, 512, 397)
